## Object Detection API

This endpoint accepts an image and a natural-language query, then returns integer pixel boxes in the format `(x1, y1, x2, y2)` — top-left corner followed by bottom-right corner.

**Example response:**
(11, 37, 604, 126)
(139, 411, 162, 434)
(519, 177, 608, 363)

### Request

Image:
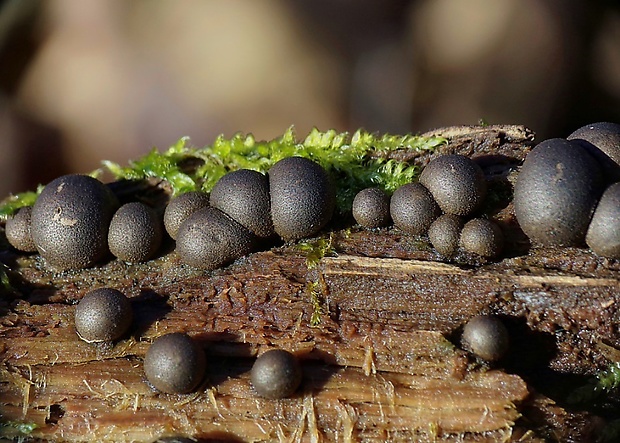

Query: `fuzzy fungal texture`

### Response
(163, 191, 210, 240)
(586, 183, 620, 258)
(269, 157, 336, 241)
(108, 202, 163, 263)
(460, 219, 504, 258)
(210, 169, 274, 239)
(352, 188, 391, 228)
(30, 174, 119, 270)
(461, 315, 509, 362)
(390, 183, 440, 236)
(250, 349, 302, 399)
(419, 155, 487, 217)
(568, 122, 620, 182)
(175, 207, 255, 270)
(514, 138, 605, 247)
(74, 288, 133, 343)
(143, 333, 206, 394)
(428, 214, 464, 258)
(5, 206, 37, 252)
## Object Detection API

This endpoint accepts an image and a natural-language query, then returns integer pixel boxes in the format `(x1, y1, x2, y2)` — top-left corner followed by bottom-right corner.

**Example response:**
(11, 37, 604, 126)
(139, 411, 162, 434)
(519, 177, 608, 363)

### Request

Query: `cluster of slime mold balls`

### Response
(5, 122, 620, 272)
(3, 121, 620, 273)
(5, 156, 335, 271)
(73, 286, 302, 398)
(353, 121, 620, 259)
(353, 153, 504, 259)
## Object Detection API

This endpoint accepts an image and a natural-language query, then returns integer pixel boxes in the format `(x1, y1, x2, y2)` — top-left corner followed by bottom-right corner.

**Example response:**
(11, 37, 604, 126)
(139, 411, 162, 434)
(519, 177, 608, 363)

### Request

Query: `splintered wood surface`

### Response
(1, 125, 618, 442)
(1, 248, 532, 443)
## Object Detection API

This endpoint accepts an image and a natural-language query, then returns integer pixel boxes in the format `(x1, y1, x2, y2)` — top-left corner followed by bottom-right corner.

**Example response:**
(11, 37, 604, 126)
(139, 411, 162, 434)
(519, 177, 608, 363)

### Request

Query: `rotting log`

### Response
(1, 125, 618, 442)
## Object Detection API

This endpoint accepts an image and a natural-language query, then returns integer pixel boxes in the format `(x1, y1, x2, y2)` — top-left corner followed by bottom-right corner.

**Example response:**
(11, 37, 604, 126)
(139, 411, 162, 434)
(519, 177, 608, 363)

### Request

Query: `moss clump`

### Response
(568, 362, 620, 442)
(0, 420, 38, 438)
(0, 127, 445, 219)
(568, 362, 620, 404)
(306, 280, 324, 327)
(0, 186, 41, 221)
(104, 127, 446, 213)
(297, 234, 337, 326)
(102, 137, 197, 195)
(297, 232, 337, 269)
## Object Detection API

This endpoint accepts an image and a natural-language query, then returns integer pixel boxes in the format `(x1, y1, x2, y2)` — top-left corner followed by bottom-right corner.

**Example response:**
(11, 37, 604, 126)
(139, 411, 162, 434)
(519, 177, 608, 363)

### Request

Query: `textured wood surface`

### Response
(1, 125, 618, 442)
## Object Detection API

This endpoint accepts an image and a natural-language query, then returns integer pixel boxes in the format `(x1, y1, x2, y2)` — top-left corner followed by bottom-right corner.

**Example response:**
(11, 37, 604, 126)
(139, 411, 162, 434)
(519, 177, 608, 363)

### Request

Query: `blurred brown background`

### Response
(1, 0, 620, 197)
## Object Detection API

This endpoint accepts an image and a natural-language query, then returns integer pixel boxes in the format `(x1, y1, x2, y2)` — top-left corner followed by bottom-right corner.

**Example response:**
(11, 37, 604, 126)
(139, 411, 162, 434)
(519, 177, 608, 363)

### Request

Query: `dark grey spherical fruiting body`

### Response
(108, 202, 162, 263)
(144, 333, 206, 394)
(269, 157, 335, 241)
(74, 288, 133, 343)
(5, 206, 37, 252)
(163, 191, 210, 240)
(390, 183, 440, 235)
(251, 349, 302, 399)
(461, 315, 509, 362)
(30, 174, 119, 270)
(460, 218, 504, 258)
(586, 183, 620, 258)
(176, 207, 255, 270)
(513, 138, 605, 247)
(428, 214, 463, 257)
(568, 122, 620, 182)
(210, 169, 274, 239)
(352, 188, 391, 228)
(419, 155, 487, 217)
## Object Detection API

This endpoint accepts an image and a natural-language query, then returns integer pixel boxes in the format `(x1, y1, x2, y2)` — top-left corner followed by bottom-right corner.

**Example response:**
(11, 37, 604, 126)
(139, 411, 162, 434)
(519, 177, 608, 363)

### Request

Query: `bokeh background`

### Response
(1, 0, 620, 197)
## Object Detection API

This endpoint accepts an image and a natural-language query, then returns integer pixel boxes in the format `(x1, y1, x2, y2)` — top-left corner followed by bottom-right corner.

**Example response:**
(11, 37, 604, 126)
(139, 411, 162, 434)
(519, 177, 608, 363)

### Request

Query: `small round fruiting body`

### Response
(5, 206, 37, 252)
(251, 349, 302, 399)
(144, 333, 206, 394)
(459, 218, 504, 258)
(163, 191, 210, 240)
(568, 122, 620, 182)
(428, 214, 463, 257)
(419, 155, 487, 217)
(390, 183, 440, 235)
(513, 138, 605, 246)
(586, 183, 620, 258)
(269, 157, 335, 241)
(352, 188, 391, 228)
(461, 315, 509, 362)
(31, 174, 119, 270)
(210, 169, 274, 239)
(176, 207, 255, 270)
(74, 288, 133, 343)
(108, 202, 162, 263)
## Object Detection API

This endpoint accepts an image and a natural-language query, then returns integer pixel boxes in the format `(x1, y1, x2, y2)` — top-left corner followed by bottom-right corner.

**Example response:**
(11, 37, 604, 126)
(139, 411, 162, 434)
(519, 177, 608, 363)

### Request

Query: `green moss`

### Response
(0, 420, 38, 437)
(297, 233, 337, 269)
(297, 233, 337, 326)
(102, 136, 197, 195)
(568, 362, 620, 404)
(104, 126, 446, 212)
(307, 280, 324, 327)
(0, 186, 42, 221)
(0, 128, 445, 218)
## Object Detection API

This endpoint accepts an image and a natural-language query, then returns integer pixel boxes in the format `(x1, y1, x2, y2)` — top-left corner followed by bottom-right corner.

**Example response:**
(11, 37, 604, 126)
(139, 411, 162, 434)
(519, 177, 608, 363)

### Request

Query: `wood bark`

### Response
(1, 125, 618, 442)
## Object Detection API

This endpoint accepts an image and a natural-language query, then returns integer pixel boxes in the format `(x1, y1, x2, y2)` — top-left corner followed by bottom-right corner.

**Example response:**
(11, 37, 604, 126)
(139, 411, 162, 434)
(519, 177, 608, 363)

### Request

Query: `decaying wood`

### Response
(1, 125, 618, 442)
